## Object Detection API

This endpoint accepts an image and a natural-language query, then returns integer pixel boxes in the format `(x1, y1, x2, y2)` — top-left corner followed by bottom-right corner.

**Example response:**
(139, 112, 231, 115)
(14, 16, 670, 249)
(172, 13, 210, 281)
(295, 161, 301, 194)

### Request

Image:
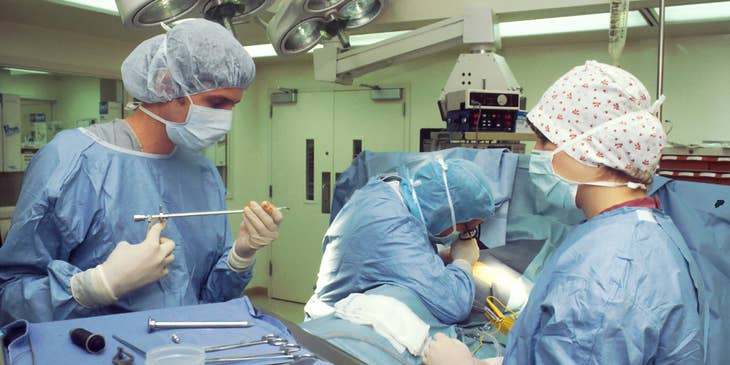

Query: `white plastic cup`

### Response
(146, 345, 205, 365)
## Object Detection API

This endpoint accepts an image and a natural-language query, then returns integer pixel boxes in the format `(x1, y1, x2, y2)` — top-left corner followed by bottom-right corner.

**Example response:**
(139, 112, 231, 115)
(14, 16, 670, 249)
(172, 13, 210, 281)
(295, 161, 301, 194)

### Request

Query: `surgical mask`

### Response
(429, 230, 460, 246)
(410, 159, 460, 247)
(529, 140, 647, 210)
(138, 96, 232, 151)
(529, 149, 580, 210)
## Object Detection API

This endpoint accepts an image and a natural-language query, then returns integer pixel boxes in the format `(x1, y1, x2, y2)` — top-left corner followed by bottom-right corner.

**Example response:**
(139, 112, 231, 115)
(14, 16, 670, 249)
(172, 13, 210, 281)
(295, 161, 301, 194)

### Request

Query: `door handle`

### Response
(321, 171, 331, 214)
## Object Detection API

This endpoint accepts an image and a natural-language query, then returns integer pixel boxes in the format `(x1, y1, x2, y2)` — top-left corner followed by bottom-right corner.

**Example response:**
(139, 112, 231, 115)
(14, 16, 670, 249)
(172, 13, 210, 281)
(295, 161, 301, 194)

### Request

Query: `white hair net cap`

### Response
(527, 60, 666, 184)
(122, 19, 255, 103)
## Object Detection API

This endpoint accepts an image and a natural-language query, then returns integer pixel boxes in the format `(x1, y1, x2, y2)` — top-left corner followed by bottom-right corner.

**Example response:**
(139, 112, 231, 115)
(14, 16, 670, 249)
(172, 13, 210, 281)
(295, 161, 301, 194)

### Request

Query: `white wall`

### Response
(0, 72, 59, 100)
(504, 33, 730, 145)
(55, 76, 101, 129)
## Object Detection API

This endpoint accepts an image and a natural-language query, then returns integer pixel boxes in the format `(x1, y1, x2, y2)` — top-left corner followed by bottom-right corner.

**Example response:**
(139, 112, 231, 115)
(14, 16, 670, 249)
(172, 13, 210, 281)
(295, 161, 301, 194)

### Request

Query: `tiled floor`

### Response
(249, 294, 306, 324)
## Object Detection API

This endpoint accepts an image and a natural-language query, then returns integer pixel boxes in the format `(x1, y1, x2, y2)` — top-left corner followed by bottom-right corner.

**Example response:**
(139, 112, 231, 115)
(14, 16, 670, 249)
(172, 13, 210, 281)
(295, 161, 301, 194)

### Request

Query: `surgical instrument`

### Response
(171, 334, 181, 344)
(268, 358, 318, 365)
(69, 328, 105, 354)
(206, 353, 314, 363)
(134, 206, 290, 222)
(204, 334, 286, 352)
(148, 317, 253, 332)
(112, 347, 135, 365)
(112, 335, 146, 356)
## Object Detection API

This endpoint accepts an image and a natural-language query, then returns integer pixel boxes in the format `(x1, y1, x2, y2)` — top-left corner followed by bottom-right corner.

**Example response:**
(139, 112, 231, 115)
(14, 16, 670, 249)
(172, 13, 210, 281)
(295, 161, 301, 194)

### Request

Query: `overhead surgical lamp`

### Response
(115, 0, 272, 37)
(267, 0, 386, 56)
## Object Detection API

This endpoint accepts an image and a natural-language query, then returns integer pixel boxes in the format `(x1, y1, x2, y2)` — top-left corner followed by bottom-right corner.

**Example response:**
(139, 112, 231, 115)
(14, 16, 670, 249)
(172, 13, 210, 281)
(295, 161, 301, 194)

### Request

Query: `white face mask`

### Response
(529, 138, 646, 210)
(139, 96, 232, 151)
(529, 149, 580, 211)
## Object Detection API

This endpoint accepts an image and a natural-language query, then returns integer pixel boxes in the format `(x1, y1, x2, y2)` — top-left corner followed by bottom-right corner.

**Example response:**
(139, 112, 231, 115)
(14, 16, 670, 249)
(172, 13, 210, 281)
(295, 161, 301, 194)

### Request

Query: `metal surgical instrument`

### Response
(147, 317, 253, 332)
(204, 334, 286, 352)
(112, 335, 146, 356)
(112, 347, 135, 365)
(134, 206, 290, 222)
(206, 352, 314, 364)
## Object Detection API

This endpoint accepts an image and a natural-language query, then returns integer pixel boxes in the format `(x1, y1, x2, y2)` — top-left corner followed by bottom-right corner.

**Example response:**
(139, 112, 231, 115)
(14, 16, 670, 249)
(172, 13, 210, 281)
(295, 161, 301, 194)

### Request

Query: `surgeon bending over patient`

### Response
(306, 158, 495, 325)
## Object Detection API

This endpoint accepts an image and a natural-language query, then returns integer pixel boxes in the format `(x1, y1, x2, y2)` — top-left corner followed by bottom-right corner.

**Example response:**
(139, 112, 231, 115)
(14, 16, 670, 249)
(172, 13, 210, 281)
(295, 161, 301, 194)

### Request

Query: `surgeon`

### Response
(305, 158, 495, 324)
(423, 61, 705, 364)
(0, 19, 282, 324)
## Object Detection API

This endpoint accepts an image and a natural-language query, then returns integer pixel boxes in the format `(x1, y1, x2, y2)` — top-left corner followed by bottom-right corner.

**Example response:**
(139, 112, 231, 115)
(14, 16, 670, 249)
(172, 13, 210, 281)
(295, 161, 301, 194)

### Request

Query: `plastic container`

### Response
(146, 345, 205, 365)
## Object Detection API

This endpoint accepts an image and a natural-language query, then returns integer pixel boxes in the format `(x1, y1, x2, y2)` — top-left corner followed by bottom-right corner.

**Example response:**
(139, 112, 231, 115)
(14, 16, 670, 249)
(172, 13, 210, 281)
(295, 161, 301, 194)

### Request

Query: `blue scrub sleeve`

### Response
(364, 221, 475, 324)
(201, 237, 254, 302)
(0, 145, 102, 323)
(510, 275, 703, 365)
(199, 168, 253, 302)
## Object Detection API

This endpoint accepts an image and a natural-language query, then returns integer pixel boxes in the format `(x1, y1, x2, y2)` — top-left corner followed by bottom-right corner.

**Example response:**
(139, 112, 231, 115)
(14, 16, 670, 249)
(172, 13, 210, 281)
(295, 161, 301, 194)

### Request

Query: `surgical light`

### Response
(115, 0, 273, 29)
(267, 0, 386, 56)
(305, 0, 346, 12)
(134, 0, 197, 25)
(338, 0, 383, 29)
(282, 19, 326, 54)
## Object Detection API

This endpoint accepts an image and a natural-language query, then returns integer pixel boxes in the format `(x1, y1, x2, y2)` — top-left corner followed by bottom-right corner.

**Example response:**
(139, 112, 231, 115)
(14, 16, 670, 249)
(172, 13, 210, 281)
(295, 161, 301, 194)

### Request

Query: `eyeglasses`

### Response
(458, 227, 479, 240)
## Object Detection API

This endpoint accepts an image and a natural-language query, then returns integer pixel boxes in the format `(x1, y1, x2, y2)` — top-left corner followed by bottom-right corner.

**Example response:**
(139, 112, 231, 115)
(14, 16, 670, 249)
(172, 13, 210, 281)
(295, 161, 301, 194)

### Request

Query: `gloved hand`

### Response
(423, 333, 476, 365)
(70, 221, 175, 308)
(450, 238, 480, 265)
(231, 201, 283, 268)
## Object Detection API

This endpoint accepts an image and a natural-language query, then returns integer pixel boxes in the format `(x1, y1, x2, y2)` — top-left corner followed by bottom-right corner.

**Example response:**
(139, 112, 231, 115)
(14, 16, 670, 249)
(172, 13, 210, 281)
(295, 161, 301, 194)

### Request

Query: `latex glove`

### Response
(232, 201, 283, 267)
(450, 238, 480, 265)
(71, 221, 175, 308)
(423, 333, 476, 365)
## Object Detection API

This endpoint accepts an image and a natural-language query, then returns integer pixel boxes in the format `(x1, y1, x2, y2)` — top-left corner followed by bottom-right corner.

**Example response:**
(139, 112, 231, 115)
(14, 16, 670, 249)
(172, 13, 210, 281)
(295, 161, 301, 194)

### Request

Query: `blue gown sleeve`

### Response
(363, 219, 475, 324)
(199, 165, 253, 303)
(0, 142, 102, 323)
(521, 275, 703, 365)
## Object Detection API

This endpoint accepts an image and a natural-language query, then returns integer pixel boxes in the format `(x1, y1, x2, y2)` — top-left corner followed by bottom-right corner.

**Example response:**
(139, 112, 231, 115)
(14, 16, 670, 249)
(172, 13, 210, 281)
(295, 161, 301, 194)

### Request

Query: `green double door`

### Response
(270, 89, 407, 303)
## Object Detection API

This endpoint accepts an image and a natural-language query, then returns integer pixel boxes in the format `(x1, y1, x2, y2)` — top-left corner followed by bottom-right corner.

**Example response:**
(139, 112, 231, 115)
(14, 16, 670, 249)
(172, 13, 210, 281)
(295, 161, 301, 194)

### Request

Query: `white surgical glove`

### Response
(230, 201, 283, 271)
(71, 221, 175, 308)
(423, 333, 476, 365)
(450, 238, 480, 265)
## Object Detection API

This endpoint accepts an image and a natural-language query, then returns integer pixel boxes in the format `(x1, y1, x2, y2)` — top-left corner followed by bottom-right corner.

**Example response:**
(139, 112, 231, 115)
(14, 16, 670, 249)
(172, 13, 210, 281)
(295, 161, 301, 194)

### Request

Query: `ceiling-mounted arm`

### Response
(313, 5, 501, 85)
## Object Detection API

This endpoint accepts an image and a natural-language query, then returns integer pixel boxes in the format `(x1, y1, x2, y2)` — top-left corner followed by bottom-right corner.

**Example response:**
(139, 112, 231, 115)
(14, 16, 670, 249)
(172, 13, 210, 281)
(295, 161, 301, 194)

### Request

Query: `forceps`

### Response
(204, 334, 291, 352)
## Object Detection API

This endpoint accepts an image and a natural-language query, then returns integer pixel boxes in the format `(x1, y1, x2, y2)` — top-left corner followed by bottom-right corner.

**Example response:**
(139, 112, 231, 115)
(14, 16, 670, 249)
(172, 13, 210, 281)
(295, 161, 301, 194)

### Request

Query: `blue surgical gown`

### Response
(0, 129, 252, 324)
(311, 177, 475, 324)
(504, 206, 704, 364)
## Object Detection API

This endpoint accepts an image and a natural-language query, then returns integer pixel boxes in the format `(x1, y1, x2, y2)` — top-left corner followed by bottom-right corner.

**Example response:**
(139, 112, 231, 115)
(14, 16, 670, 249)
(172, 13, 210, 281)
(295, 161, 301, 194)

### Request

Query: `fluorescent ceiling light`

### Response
(3, 67, 51, 76)
(350, 30, 410, 46)
(662, 1, 730, 23)
(499, 11, 646, 37)
(46, 0, 119, 16)
(244, 44, 278, 58)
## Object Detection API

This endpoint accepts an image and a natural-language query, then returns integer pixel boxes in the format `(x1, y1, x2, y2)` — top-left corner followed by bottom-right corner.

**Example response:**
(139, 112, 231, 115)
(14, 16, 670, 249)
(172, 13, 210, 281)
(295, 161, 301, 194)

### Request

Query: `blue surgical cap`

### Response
(121, 19, 255, 103)
(402, 158, 495, 236)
